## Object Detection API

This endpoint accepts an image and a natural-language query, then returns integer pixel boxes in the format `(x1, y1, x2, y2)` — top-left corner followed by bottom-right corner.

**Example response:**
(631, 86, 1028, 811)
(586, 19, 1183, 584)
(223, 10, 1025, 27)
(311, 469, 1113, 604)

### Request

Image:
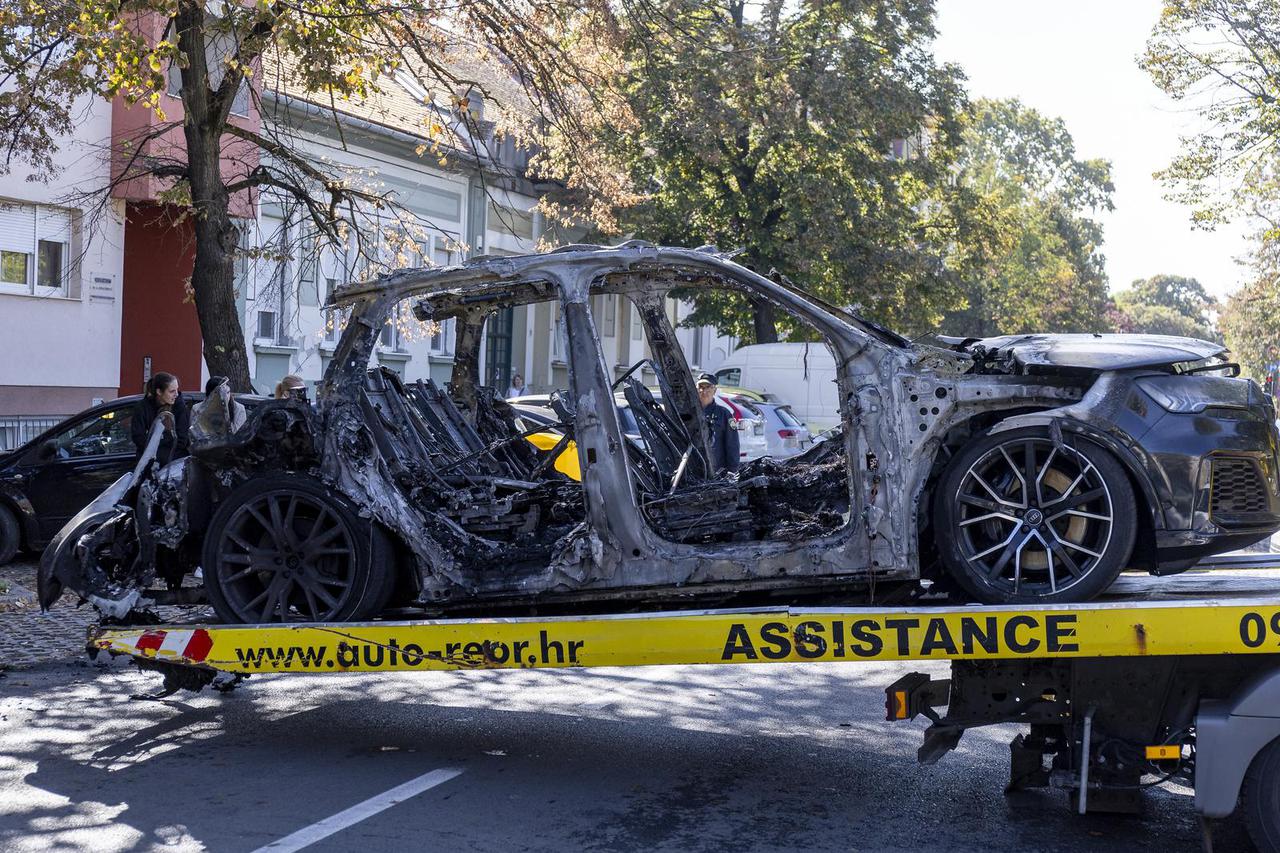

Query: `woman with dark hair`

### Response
(130, 372, 190, 464)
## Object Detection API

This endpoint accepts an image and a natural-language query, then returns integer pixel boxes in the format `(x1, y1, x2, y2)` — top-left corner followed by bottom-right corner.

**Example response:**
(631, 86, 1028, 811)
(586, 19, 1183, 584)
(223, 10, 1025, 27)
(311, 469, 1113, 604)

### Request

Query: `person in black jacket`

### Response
(696, 372, 740, 474)
(131, 372, 190, 465)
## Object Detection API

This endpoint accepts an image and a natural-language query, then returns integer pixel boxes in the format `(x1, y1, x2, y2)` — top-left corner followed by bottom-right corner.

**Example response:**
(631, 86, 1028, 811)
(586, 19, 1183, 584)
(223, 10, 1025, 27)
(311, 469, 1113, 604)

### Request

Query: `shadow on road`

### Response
(0, 662, 1248, 852)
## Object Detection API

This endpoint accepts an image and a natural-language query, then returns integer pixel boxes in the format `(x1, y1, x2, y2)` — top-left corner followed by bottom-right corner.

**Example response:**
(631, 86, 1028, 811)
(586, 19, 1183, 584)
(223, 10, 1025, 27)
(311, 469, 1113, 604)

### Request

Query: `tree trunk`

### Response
(176, 2, 254, 393)
(751, 298, 779, 344)
(190, 212, 253, 392)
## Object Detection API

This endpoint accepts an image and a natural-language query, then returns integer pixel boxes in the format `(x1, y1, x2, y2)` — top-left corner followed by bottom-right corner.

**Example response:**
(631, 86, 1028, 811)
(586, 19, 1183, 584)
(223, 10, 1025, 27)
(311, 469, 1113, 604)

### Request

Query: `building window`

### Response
(0, 201, 73, 296)
(631, 304, 643, 341)
(252, 214, 295, 345)
(1, 250, 27, 285)
(380, 317, 400, 351)
(691, 325, 704, 368)
(38, 239, 65, 289)
(256, 310, 277, 340)
(322, 279, 352, 346)
(488, 201, 535, 242)
(429, 317, 455, 354)
(552, 302, 566, 360)
(299, 234, 316, 286)
(426, 235, 456, 354)
(604, 294, 616, 337)
(379, 304, 413, 353)
(167, 2, 251, 117)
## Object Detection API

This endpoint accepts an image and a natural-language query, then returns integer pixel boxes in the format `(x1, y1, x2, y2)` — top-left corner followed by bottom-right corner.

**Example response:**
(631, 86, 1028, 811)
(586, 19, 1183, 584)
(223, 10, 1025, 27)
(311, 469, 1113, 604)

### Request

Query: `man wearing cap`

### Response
(696, 372, 740, 475)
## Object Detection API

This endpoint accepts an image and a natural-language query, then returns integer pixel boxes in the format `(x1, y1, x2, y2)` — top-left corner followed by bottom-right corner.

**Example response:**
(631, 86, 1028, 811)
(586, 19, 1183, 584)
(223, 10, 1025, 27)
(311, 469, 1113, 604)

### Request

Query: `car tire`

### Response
(1243, 736, 1280, 853)
(0, 504, 19, 566)
(201, 474, 393, 623)
(934, 425, 1136, 604)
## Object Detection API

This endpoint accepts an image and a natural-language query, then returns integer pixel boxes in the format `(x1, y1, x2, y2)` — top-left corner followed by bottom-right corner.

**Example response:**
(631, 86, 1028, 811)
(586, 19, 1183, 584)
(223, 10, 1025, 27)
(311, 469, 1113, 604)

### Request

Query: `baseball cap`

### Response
(695, 372, 717, 387)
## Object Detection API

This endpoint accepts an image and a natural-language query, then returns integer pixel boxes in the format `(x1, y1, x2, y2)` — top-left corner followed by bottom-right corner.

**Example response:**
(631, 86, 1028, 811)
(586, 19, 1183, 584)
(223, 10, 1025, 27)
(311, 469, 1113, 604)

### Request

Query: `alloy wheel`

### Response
(210, 489, 359, 622)
(953, 437, 1114, 597)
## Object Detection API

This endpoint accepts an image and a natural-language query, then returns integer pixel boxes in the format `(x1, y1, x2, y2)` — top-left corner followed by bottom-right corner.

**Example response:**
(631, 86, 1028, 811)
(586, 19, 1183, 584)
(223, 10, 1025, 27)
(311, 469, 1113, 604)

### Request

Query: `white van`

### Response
(714, 342, 840, 431)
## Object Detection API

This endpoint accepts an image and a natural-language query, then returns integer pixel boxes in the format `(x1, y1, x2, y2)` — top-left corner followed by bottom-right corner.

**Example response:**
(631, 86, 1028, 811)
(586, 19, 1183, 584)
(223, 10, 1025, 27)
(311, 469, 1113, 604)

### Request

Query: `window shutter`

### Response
(0, 203, 34, 253)
(37, 206, 72, 243)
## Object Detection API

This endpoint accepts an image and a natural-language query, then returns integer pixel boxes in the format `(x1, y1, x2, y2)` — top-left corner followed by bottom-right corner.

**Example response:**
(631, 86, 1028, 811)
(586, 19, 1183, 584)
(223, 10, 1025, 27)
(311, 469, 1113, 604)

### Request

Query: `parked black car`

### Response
(0, 393, 264, 565)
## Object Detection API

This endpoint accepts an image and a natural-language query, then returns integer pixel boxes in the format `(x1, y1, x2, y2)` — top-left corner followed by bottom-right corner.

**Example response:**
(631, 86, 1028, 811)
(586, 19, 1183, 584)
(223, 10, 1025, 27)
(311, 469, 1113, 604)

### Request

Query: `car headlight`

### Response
(1135, 375, 1258, 414)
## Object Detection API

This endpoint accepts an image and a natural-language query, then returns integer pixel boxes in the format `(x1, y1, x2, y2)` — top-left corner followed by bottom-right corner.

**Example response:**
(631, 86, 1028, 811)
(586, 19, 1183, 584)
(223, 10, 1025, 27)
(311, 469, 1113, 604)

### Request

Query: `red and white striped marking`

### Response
(104, 628, 214, 662)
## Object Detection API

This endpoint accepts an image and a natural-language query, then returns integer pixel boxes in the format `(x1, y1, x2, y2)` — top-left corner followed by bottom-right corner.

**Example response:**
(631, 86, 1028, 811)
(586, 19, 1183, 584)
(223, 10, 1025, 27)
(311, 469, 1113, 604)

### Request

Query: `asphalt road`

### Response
(0, 655, 1254, 853)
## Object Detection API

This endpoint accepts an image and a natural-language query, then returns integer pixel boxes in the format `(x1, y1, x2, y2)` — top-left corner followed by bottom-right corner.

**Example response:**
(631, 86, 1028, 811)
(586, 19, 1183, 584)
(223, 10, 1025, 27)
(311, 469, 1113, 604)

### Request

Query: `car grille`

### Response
(1210, 457, 1271, 526)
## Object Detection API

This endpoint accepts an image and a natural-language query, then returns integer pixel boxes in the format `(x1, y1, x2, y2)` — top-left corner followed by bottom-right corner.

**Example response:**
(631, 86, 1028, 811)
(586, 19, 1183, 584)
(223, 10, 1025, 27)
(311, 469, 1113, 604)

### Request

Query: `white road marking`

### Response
(251, 767, 463, 853)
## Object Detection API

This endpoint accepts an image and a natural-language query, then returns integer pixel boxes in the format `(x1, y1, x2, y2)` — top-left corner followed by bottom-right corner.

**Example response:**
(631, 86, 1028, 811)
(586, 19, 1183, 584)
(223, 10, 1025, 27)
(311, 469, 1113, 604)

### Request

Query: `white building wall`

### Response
(0, 93, 125, 422)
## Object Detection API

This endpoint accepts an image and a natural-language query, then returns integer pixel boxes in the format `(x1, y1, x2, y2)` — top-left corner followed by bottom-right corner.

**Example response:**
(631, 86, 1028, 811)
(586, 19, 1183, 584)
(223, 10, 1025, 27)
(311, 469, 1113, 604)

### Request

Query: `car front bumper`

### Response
(1144, 405, 1280, 567)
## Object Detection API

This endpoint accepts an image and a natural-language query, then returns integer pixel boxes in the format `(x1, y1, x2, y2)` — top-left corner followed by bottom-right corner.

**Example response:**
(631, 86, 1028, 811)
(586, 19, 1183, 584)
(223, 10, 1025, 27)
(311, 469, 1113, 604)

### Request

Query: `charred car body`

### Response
(39, 243, 1280, 622)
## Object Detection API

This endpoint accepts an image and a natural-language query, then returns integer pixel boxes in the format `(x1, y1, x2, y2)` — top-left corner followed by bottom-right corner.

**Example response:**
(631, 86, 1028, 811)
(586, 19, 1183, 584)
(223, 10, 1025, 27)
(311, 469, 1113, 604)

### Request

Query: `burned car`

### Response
(39, 243, 1280, 622)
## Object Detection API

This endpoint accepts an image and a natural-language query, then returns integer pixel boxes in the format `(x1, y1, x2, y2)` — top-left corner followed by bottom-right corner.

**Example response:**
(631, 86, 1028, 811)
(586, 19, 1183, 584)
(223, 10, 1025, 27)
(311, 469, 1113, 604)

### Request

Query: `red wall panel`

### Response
(118, 203, 203, 397)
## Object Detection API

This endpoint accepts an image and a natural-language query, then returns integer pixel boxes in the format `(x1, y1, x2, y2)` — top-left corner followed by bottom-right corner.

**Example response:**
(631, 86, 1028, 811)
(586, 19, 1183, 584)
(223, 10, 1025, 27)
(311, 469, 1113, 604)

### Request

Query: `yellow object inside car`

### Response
(524, 431, 582, 481)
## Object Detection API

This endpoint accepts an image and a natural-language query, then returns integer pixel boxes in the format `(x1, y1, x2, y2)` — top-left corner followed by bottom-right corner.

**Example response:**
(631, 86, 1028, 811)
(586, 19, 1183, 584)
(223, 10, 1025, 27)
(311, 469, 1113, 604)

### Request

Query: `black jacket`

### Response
(702, 400, 740, 474)
(131, 395, 190, 465)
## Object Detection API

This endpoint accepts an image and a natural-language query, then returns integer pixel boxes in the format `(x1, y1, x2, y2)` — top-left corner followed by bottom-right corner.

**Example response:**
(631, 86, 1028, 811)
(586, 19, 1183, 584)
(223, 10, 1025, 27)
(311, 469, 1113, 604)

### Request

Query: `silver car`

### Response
(731, 397, 812, 458)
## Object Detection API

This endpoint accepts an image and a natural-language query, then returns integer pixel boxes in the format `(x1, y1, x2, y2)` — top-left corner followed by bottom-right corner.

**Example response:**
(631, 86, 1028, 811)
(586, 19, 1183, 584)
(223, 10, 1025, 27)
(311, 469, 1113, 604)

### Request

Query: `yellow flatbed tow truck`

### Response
(89, 559, 1280, 851)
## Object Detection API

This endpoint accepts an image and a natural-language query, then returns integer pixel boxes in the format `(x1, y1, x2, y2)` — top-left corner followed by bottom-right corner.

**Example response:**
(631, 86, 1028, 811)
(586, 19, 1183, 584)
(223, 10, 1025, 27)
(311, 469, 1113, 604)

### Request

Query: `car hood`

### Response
(963, 333, 1226, 372)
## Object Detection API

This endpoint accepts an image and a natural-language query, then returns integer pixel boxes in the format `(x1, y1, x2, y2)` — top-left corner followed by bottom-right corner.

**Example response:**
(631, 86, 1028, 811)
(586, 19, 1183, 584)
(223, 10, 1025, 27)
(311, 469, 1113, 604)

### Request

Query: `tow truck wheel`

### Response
(1243, 737, 1280, 853)
(201, 475, 391, 623)
(934, 426, 1136, 604)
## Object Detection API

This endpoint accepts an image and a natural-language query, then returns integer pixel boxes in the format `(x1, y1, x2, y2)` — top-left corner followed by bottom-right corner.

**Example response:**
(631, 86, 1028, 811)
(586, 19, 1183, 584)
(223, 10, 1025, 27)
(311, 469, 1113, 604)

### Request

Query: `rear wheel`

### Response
(0, 504, 18, 566)
(201, 475, 391, 623)
(934, 426, 1136, 604)
(1243, 737, 1280, 853)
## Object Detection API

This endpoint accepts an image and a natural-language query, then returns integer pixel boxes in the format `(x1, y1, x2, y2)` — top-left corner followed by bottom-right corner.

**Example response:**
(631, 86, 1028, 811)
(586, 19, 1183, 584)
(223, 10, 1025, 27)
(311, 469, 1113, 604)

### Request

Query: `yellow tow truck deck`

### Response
(89, 560, 1280, 851)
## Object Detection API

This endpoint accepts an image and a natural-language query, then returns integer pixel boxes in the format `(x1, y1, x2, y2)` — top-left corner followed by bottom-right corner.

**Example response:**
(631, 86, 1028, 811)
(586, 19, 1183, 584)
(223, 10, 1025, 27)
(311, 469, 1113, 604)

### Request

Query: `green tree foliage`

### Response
(1142, 0, 1280, 242)
(1110, 274, 1220, 341)
(1220, 275, 1280, 379)
(1220, 239, 1280, 377)
(0, 0, 623, 389)
(939, 99, 1114, 337)
(606, 0, 969, 343)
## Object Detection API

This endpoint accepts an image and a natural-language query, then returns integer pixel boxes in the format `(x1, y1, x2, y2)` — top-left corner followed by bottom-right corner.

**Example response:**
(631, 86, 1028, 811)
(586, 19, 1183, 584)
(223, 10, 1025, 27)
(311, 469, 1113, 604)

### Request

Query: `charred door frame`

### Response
(554, 258, 884, 589)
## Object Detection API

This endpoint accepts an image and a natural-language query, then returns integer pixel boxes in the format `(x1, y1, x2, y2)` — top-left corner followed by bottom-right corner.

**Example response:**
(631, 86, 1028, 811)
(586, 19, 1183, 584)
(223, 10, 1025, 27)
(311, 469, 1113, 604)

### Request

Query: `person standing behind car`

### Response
(696, 372, 739, 474)
(275, 374, 306, 400)
(131, 372, 189, 465)
(506, 373, 526, 399)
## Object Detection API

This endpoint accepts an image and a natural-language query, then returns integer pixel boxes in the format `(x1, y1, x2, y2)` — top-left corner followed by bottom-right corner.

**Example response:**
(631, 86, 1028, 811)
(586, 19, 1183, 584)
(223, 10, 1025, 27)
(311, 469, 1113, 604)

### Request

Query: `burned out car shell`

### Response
(40, 243, 1280, 619)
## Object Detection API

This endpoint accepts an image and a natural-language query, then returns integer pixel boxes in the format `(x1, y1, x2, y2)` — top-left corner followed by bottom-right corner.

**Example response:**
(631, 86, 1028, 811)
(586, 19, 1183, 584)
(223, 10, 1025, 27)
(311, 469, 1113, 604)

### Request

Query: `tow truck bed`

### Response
(90, 564, 1280, 674)
(86, 560, 1280, 850)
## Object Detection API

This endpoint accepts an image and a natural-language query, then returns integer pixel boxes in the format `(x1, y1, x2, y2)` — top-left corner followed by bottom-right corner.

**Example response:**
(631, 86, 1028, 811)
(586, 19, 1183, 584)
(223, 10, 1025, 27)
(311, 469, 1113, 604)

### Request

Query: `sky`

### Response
(933, 0, 1253, 300)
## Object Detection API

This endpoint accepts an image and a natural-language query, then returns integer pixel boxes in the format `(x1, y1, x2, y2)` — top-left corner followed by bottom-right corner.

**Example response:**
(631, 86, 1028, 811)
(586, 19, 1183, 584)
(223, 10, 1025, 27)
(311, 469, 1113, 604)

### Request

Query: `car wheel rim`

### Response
(954, 437, 1114, 596)
(212, 490, 358, 622)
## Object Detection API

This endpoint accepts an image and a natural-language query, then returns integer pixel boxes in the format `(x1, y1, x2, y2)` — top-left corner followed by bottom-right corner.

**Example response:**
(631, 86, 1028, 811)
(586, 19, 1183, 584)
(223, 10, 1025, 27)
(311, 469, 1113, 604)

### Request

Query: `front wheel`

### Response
(201, 475, 392, 623)
(933, 426, 1137, 604)
(1243, 737, 1280, 853)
